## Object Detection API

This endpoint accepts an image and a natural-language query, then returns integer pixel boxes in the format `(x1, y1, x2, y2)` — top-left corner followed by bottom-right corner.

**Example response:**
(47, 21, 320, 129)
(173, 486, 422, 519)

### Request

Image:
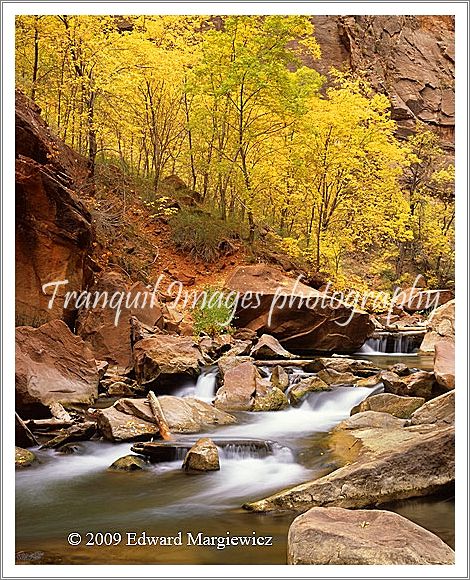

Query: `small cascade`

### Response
(359, 331, 425, 354)
(194, 366, 218, 401)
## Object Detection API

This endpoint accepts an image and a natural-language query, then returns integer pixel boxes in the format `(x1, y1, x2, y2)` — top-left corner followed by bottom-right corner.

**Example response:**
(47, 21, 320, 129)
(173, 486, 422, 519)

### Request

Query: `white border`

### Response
(2, 2, 468, 578)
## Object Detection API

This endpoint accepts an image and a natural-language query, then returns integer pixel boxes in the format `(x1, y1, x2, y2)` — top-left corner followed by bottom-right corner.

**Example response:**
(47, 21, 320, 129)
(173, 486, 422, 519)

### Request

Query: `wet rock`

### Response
(354, 374, 383, 388)
(225, 264, 372, 354)
(76, 272, 164, 371)
(250, 334, 295, 359)
(270, 365, 289, 391)
(252, 382, 288, 411)
(288, 507, 454, 564)
(16, 320, 99, 416)
(289, 376, 330, 406)
(109, 455, 146, 471)
(15, 446, 37, 468)
(434, 341, 455, 389)
(410, 390, 455, 426)
(182, 438, 220, 471)
(420, 300, 455, 353)
(133, 335, 202, 386)
(351, 393, 425, 419)
(96, 407, 158, 442)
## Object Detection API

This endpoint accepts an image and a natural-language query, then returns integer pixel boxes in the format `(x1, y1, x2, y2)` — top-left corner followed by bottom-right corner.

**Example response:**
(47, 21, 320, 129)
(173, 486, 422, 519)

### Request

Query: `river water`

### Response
(15, 349, 454, 565)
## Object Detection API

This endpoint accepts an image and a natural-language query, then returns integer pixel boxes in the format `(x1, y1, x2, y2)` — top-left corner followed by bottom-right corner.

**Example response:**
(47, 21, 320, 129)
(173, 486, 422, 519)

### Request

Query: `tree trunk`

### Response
(148, 391, 172, 441)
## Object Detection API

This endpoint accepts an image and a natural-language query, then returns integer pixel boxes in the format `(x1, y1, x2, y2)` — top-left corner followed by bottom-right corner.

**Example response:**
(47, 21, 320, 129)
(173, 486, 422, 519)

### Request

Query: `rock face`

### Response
(309, 16, 455, 148)
(288, 507, 454, 565)
(76, 272, 164, 370)
(133, 335, 202, 386)
(15, 90, 93, 326)
(225, 264, 373, 354)
(245, 409, 454, 512)
(16, 320, 98, 416)
(182, 438, 220, 471)
(214, 360, 288, 412)
(351, 393, 425, 419)
(434, 341, 455, 389)
(420, 300, 455, 352)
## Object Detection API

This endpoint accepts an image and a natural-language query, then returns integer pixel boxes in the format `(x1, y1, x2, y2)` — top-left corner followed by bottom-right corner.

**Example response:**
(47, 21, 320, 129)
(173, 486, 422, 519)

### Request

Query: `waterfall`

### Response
(194, 367, 218, 401)
(359, 331, 425, 354)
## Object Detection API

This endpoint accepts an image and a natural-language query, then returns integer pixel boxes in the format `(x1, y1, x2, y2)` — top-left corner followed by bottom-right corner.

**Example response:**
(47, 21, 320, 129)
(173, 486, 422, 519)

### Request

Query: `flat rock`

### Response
(410, 390, 455, 426)
(351, 393, 424, 419)
(288, 507, 454, 564)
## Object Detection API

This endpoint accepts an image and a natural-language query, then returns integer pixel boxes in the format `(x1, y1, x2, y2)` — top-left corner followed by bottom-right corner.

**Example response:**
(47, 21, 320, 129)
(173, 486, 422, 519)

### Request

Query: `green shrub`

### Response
(192, 287, 237, 337)
(170, 210, 239, 263)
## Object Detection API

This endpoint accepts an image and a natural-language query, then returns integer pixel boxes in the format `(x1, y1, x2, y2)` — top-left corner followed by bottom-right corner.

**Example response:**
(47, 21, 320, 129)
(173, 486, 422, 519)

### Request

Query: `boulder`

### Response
(410, 390, 455, 426)
(250, 334, 295, 359)
(182, 438, 220, 471)
(287, 507, 454, 564)
(420, 300, 455, 353)
(381, 370, 435, 399)
(316, 368, 358, 386)
(95, 407, 158, 442)
(389, 362, 411, 376)
(133, 335, 202, 386)
(16, 320, 99, 416)
(114, 395, 237, 433)
(270, 365, 289, 391)
(76, 272, 164, 370)
(214, 361, 288, 412)
(245, 420, 454, 512)
(15, 90, 93, 327)
(289, 376, 331, 406)
(15, 447, 37, 468)
(434, 341, 455, 389)
(109, 455, 146, 471)
(351, 393, 425, 419)
(225, 264, 372, 353)
(217, 355, 253, 378)
(305, 357, 380, 377)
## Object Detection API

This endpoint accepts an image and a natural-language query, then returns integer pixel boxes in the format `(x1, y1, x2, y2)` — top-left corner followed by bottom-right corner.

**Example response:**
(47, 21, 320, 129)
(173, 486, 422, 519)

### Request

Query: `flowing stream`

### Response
(16, 350, 453, 564)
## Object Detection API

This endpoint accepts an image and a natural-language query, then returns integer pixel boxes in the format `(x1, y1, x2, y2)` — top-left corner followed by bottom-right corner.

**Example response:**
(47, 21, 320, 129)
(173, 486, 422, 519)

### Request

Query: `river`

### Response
(15, 346, 454, 565)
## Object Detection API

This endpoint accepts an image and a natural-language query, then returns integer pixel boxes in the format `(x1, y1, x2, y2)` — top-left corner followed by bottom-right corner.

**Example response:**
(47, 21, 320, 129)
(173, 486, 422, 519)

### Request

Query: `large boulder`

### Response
(381, 370, 435, 399)
(182, 438, 220, 471)
(15, 90, 93, 327)
(288, 507, 454, 564)
(434, 341, 455, 389)
(76, 272, 164, 370)
(289, 376, 331, 406)
(351, 393, 425, 419)
(225, 264, 372, 353)
(95, 407, 158, 442)
(420, 300, 455, 353)
(113, 395, 237, 434)
(133, 335, 202, 386)
(245, 415, 454, 512)
(16, 320, 98, 416)
(214, 361, 288, 412)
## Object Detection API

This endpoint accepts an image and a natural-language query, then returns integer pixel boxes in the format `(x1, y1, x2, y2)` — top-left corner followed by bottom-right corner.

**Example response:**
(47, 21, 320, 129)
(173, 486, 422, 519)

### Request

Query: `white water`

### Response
(194, 367, 218, 401)
(359, 331, 424, 355)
